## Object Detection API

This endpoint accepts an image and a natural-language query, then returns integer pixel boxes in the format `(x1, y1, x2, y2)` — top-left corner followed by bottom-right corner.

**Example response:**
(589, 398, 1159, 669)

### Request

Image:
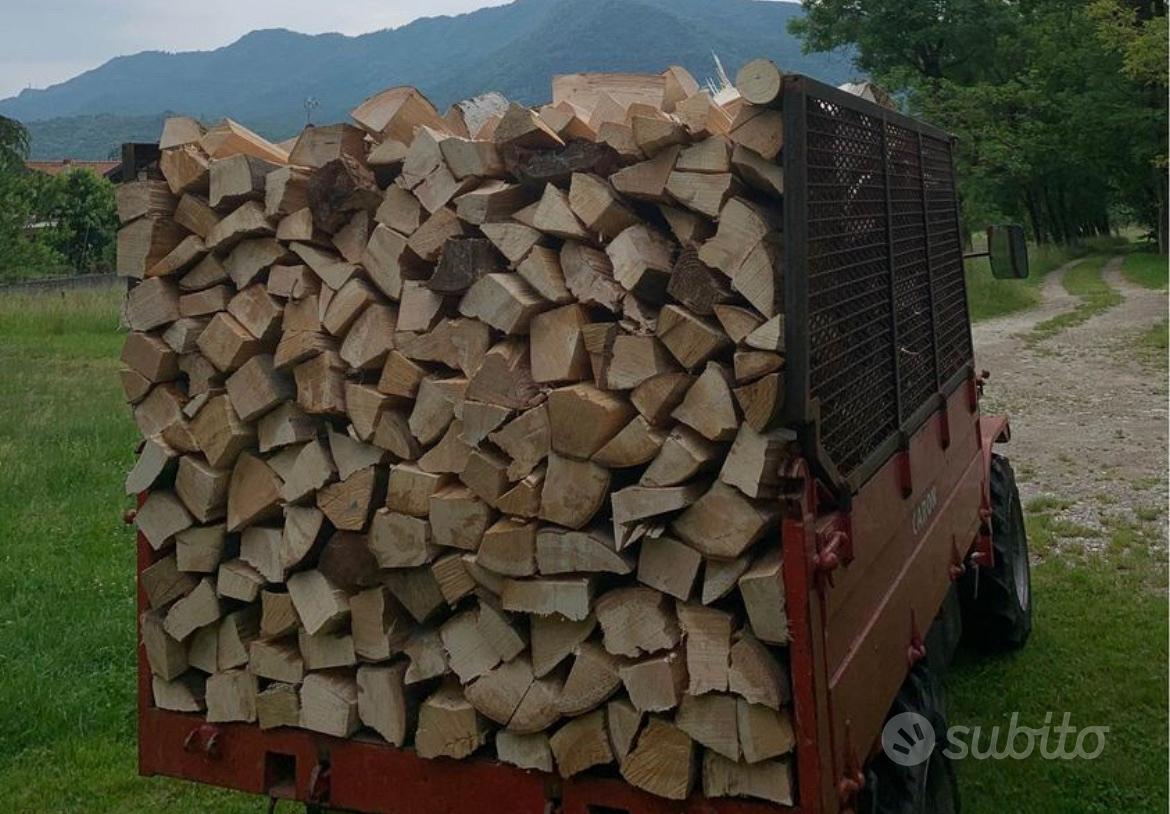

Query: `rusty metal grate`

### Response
(801, 93, 971, 481)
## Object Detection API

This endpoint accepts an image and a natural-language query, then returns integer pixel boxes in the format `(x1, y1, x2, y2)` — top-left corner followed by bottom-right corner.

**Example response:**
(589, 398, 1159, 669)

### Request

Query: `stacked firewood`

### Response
(123, 58, 795, 805)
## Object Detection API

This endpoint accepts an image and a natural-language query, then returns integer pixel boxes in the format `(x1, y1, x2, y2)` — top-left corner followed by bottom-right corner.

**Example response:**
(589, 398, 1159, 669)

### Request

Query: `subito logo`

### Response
(882, 712, 936, 767)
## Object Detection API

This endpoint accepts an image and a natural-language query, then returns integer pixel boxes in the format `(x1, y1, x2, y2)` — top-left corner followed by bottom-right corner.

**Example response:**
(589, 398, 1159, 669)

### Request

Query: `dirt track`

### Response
(971, 256, 1168, 552)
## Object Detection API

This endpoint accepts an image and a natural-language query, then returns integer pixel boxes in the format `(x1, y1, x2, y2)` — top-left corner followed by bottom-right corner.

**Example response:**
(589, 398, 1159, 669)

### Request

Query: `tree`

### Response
(0, 115, 30, 173)
(0, 115, 118, 279)
(41, 169, 119, 273)
(791, 0, 1168, 249)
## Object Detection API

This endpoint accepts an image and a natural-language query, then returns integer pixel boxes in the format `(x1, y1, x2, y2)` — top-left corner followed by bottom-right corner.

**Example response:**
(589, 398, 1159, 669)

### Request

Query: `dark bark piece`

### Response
(668, 247, 734, 316)
(503, 140, 622, 187)
(308, 156, 381, 233)
(429, 238, 503, 294)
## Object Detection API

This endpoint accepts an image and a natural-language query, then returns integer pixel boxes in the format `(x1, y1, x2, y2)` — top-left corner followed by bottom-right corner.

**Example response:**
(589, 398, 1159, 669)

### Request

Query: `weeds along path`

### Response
(972, 255, 1168, 557)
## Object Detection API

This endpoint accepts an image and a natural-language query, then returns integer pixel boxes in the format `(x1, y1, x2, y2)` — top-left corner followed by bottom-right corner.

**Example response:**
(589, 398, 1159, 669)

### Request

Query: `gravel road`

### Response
(971, 255, 1168, 553)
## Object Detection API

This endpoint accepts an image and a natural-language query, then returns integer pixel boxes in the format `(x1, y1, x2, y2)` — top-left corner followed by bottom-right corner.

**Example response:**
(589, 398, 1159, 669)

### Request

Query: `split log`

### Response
(370, 510, 436, 569)
(429, 485, 492, 551)
(539, 453, 610, 530)
(619, 651, 686, 712)
(415, 683, 488, 759)
(719, 424, 794, 499)
(636, 536, 701, 601)
(558, 641, 623, 716)
(459, 273, 546, 334)
(606, 697, 644, 762)
(641, 426, 722, 487)
(466, 339, 541, 410)
(501, 577, 593, 621)
(593, 416, 666, 468)
(441, 610, 502, 683)
(358, 662, 415, 746)
(206, 669, 258, 723)
(551, 710, 614, 778)
(737, 549, 788, 645)
(728, 630, 790, 710)
(676, 692, 739, 761)
(595, 586, 679, 657)
(561, 241, 624, 313)
(497, 731, 554, 773)
(136, 490, 193, 550)
(630, 372, 693, 426)
(385, 568, 447, 624)
(547, 383, 634, 459)
(287, 570, 349, 635)
(733, 372, 784, 433)
(257, 683, 300, 729)
(607, 224, 675, 302)
(619, 717, 695, 800)
(702, 752, 794, 805)
(737, 699, 795, 763)
(403, 628, 449, 682)
(350, 586, 410, 662)
(300, 672, 360, 737)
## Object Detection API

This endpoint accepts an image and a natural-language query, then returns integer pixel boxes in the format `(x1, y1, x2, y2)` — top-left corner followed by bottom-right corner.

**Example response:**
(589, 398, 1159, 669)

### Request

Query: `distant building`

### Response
(25, 158, 122, 180)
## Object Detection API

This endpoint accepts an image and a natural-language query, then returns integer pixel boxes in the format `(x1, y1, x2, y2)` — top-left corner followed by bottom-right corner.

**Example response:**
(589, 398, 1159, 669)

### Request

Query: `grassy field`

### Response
(964, 236, 1133, 323)
(0, 289, 252, 812)
(946, 510, 1168, 814)
(0, 288, 1164, 812)
(1122, 249, 1169, 290)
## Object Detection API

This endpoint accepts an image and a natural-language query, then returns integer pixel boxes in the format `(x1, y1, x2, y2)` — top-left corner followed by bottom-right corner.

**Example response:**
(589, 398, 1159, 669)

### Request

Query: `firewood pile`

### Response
(122, 58, 795, 805)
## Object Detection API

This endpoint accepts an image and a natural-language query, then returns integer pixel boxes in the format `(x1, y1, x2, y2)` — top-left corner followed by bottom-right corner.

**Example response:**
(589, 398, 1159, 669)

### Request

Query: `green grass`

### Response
(0, 290, 254, 813)
(947, 480, 1168, 813)
(1121, 250, 1169, 290)
(1026, 256, 1122, 345)
(947, 558, 1168, 814)
(966, 237, 1132, 323)
(1130, 319, 1168, 371)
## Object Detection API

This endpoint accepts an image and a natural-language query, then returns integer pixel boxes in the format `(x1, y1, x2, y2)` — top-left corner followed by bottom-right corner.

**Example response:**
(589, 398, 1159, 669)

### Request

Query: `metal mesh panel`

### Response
(805, 97, 898, 475)
(922, 135, 972, 382)
(802, 94, 971, 481)
(887, 123, 938, 420)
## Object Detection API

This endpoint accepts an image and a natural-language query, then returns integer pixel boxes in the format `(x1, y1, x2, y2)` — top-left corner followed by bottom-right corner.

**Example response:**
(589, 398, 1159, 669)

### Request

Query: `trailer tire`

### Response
(959, 453, 1032, 650)
(859, 664, 960, 814)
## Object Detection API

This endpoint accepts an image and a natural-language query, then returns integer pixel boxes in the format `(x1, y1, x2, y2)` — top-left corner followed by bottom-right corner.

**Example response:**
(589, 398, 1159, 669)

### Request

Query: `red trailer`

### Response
(134, 74, 1032, 814)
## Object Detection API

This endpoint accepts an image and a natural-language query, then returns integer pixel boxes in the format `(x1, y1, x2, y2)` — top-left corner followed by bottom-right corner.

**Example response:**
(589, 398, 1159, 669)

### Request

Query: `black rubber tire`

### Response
(859, 663, 961, 814)
(925, 583, 963, 676)
(958, 453, 1033, 650)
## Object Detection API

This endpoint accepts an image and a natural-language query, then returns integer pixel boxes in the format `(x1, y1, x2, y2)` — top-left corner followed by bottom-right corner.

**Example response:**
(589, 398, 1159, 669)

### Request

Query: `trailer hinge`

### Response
(307, 761, 331, 806)
(813, 516, 853, 588)
(907, 610, 927, 667)
(949, 536, 966, 581)
(182, 724, 221, 758)
(836, 720, 866, 814)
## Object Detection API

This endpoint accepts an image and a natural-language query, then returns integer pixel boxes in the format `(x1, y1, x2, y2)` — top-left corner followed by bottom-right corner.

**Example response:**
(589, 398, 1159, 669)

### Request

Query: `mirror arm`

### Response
(963, 250, 991, 260)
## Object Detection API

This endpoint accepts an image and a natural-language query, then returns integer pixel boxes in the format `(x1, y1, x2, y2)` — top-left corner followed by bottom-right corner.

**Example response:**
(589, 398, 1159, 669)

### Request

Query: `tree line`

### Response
(0, 117, 119, 283)
(792, 0, 1168, 251)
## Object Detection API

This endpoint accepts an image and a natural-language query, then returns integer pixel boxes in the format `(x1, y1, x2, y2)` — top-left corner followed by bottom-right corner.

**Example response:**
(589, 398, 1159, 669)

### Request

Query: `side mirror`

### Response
(988, 224, 1029, 279)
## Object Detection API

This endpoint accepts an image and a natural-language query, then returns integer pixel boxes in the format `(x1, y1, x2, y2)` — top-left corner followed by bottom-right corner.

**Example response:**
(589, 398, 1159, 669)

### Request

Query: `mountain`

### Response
(3, 0, 857, 159)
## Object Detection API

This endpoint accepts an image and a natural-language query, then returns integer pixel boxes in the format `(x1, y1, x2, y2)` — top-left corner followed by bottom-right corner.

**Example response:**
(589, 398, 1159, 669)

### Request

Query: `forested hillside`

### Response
(1, 0, 855, 159)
